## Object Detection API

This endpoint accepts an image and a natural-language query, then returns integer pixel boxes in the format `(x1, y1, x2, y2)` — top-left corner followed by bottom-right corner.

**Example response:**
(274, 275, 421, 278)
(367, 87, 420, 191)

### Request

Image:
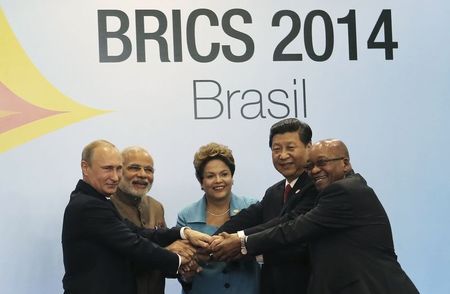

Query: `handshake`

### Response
(165, 229, 245, 281)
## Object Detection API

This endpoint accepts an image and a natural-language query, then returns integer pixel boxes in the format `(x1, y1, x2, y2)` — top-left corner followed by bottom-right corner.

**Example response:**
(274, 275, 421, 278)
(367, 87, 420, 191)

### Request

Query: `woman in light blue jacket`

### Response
(177, 142, 260, 294)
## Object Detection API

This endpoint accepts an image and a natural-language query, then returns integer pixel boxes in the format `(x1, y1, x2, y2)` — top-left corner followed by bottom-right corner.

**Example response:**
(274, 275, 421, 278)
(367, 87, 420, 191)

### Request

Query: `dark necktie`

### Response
(283, 184, 292, 203)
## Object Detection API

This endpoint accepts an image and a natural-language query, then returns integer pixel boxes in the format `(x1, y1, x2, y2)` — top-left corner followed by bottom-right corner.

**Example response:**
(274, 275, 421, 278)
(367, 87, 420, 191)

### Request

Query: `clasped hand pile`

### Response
(165, 229, 243, 281)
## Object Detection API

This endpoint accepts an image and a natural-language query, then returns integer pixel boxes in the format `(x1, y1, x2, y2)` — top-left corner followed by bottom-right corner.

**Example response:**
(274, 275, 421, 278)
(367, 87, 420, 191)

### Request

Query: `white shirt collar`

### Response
(285, 177, 298, 188)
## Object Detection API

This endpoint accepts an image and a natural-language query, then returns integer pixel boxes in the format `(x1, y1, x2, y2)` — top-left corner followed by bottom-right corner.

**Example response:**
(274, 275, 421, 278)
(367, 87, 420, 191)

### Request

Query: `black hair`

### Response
(269, 118, 312, 147)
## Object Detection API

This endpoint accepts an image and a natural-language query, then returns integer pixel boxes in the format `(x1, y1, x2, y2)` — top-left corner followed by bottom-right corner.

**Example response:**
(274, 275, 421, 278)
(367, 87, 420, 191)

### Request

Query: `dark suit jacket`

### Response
(62, 180, 180, 294)
(216, 172, 318, 294)
(247, 173, 419, 294)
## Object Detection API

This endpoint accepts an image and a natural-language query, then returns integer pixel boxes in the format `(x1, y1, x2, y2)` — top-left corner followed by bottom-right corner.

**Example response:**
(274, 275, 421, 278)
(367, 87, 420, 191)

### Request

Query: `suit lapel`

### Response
(280, 180, 299, 215)
(280, 173, 314, 215)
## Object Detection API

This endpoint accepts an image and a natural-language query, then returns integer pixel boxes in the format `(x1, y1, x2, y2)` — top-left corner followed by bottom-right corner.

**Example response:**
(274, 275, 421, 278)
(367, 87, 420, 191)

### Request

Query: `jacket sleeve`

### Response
(244, 183, 317, 235)
(125, 219, 181, 247)
(215, 201, 264, 234)
(246, 183, 350, 255)
(81, 199, 180, 274)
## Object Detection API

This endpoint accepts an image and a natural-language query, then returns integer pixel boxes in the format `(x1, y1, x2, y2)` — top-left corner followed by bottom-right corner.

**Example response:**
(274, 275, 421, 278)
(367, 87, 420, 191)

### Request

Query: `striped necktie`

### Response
(283, 184, 292, 203)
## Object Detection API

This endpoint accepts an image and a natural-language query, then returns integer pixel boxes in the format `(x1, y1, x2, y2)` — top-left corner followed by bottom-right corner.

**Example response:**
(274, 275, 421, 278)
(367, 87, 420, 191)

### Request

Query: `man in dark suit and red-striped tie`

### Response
(214, 118, 318, 294)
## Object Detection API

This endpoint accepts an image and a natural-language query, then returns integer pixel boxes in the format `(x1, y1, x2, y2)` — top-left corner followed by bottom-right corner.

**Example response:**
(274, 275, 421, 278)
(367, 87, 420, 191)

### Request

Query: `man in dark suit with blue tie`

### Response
(235, 139, 419, 294)
(214, 118, 318, 294)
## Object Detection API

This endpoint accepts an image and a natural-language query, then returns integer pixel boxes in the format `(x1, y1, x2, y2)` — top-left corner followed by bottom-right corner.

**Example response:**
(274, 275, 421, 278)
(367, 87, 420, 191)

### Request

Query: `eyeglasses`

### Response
(304, 157, 344, 171)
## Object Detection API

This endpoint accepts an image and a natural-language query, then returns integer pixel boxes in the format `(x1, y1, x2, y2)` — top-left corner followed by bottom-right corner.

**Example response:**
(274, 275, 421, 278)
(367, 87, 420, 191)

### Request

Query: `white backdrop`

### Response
(1, 1, 449, 293)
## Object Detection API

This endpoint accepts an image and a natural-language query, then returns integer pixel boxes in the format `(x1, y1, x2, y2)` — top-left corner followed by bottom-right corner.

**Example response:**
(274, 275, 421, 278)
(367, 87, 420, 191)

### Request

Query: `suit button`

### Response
(224, 283, 230, 288)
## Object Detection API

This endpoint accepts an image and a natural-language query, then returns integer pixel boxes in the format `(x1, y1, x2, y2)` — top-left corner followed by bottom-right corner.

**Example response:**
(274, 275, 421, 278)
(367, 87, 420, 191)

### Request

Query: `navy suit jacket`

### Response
(62, 180, 180, 294)
(247, 173, 419, 294)
(216, 172, 318, 294)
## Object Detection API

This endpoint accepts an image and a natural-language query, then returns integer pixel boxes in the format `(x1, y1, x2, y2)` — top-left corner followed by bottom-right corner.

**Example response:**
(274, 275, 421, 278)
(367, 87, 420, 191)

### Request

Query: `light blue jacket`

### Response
(177, 193, 260, 294)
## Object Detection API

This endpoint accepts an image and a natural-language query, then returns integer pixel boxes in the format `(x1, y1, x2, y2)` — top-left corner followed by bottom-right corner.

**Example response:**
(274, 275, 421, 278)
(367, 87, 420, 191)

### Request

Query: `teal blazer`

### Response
(177, 193, 260, 294)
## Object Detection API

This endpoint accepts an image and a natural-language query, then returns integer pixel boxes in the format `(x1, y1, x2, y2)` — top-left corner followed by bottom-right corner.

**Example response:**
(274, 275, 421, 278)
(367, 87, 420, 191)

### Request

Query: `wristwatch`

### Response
(239, 235, 247, 255)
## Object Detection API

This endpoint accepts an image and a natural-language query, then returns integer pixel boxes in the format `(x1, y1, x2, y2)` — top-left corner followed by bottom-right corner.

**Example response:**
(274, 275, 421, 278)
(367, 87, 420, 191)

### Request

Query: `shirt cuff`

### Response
(180, 226, 190, 240)
(237, 230, 246, 238)
(176, 253, 182, 273)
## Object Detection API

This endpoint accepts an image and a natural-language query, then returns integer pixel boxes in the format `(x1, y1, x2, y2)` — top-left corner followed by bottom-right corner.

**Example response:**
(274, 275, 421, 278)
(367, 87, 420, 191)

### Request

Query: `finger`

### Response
(219, 232, 230, 238)
(196, 252, 210, 263)
(199, 234, 214, 244)
(180, 251, 193, 259)
(182, 246, 196, 257)
(178, 247, 195, 258)
(193, 239, 210, 248)
(197, 247, 211, 255)
(190, 231, 214, 248)
(180, 255, 190, 265)
(209, 238, 223, 250)
(180, 251, 194, 259)
(185, 243, 197, 251)
(212, 248, 227, 261)
(210, 235, 222, 241)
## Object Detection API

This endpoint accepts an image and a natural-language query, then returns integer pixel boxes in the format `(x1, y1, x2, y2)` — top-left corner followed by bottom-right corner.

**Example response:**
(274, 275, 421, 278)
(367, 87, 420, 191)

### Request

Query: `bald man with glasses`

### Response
(212, 139, 419, 294)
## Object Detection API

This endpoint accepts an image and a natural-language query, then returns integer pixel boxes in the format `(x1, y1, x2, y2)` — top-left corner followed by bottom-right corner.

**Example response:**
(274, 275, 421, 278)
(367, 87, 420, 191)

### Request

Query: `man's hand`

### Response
(166, 240, 196, 260)
(179, 258, 200, 272)
(179, 260, 202, 282)
(209, 235, 224, 248)
(195, 247, 213, 263)
(184, 228, 213, 248)
(207, 235, 223, 260)
(209, 232, 242, 262)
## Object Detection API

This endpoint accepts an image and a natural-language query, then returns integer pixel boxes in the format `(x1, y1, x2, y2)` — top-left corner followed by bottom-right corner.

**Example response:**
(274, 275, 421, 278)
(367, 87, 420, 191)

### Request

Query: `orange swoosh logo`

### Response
(0, 82, 64, 133)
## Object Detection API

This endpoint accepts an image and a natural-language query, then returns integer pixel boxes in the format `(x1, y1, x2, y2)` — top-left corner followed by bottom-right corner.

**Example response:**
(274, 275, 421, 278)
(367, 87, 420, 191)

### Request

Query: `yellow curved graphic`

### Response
(0, 9, 108, 153)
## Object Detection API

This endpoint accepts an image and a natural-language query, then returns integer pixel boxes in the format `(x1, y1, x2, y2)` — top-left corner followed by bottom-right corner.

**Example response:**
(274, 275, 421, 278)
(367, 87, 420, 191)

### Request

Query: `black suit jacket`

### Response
(216, 172, 318, 294)
(62, 180, 180, 294)
(247, 173, 419, 294)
